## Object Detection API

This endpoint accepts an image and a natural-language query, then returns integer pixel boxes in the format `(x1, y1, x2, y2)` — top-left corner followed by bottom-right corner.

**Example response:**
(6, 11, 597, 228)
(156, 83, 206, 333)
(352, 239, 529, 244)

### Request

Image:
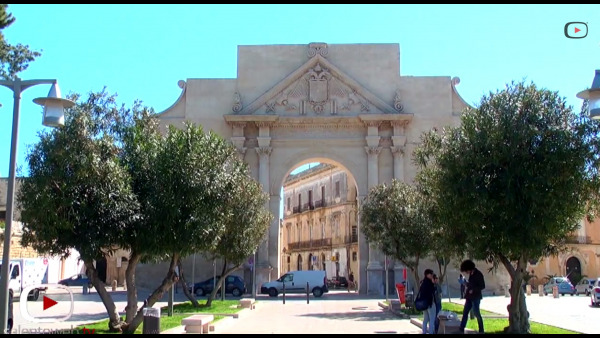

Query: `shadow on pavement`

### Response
(298, 309, 403, 322)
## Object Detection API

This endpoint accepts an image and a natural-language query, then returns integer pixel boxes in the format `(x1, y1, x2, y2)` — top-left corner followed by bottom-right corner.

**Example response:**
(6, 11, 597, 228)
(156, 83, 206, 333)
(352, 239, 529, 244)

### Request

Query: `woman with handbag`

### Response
(417, 269, 437, 334)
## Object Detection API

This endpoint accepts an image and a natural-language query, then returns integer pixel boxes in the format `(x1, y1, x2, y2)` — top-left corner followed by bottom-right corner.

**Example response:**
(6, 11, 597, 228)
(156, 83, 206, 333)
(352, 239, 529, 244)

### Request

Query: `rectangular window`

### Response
(321, 186, 326, 202)
(335, 181, 340, 198)
(352, 252, 358, 262)
(287, 197, 290, 211)
(298, 194, 302, 209)
(308, 190, 313, 207)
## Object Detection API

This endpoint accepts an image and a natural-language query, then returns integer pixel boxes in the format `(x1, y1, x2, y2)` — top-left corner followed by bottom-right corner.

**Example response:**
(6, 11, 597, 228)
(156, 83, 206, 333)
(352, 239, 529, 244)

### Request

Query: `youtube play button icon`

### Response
(564, 22, 588, 39)
(43, 296, 58, 311)
(20, 284, 74, 323)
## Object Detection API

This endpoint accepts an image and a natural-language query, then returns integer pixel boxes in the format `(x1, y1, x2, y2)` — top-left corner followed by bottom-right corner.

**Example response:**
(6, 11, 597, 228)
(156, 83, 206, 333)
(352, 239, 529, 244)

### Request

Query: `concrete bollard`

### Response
(112, 280, 117, 292)
(538, 285, 544, 296)
(526, 285, 531, 296)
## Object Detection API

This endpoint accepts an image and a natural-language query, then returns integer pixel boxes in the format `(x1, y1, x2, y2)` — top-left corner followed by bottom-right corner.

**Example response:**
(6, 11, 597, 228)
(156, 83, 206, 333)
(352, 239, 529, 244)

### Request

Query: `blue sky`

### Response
(1, 4, 599, 177)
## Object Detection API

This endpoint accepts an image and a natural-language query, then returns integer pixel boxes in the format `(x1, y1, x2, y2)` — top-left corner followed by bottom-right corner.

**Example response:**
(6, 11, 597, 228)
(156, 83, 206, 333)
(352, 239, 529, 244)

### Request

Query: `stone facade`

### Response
(156, 42, 467, 294)
(280, 163, 360, 280)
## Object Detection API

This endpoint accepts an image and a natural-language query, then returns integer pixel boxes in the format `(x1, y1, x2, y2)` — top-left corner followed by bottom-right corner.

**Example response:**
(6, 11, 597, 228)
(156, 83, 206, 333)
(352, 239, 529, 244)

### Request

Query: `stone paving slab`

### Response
(215, 296, 421, 334)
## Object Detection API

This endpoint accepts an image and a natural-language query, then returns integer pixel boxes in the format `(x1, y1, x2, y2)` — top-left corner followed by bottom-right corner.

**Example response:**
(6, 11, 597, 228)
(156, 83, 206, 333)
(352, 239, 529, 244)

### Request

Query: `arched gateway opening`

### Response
(280, 161, 361, 290)
(156, 42, 468, 295)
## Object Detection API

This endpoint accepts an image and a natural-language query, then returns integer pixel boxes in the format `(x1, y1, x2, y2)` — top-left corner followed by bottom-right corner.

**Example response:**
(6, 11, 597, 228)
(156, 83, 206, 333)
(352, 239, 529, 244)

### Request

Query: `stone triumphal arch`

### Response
(158, 42, 468, 294)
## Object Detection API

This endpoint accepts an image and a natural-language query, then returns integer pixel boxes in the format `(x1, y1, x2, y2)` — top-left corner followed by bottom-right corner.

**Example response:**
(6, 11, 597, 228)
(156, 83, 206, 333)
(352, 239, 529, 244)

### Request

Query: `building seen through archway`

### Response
(280, 163, 359, 284)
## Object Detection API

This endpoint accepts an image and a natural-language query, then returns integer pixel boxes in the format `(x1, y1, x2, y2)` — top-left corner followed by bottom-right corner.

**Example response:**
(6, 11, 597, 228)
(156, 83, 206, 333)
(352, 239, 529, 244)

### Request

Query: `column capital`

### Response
(256, 146, 272, 157)
(230, 122, 247, 129)
(255, 121, 273, 128)
(390, 146, 405, 157)
(365, 146, 382, 156)
(390, 120, 408, 128)
(363, 120, 382, 128)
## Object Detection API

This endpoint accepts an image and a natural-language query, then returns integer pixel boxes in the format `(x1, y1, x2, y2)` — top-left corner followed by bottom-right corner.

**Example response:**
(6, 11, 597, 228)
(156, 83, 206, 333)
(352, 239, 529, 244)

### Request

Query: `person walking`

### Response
(458, 274, 466, 299)
(418, 269, 437, 334)
(459, 260, 485, 334)
(348, 271, 356, 292)
(433, 274, 443, 334)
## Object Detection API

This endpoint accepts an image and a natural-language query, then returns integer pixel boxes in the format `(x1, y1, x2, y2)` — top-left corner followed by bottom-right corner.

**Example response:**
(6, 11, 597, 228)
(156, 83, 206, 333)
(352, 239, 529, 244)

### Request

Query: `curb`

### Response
(410, 318, 478, 334)
(159, 305, 253, 334)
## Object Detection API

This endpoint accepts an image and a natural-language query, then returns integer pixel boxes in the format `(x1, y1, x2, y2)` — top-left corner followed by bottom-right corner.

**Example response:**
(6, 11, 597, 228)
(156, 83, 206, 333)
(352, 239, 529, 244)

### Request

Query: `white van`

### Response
(261, 270, 329, 297)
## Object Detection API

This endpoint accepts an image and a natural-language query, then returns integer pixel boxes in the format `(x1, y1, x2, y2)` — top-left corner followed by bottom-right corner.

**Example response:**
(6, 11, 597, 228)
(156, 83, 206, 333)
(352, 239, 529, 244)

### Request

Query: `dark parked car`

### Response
(327, 276, 348, 289)
(58, 274, 92, 288)
(190, 275, 246, 297)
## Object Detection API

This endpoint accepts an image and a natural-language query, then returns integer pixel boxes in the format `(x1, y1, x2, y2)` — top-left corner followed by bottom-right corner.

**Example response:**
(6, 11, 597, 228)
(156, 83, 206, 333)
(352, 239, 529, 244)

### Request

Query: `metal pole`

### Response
(385, 255, 389, 302)
(446, 273, 451, 302)
(0, 81, 21, 334)
(213, 259, 216, 291)
(306, 282, 309, 304)
(0, 78, 61, 335)
(252, 250, 257, 299)
(191, 254, 196, 297)
(282, 282, 285, 304)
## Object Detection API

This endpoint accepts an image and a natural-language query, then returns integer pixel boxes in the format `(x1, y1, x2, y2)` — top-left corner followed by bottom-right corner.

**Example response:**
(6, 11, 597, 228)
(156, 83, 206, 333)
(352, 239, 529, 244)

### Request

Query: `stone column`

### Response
(230, 122, 247, 158)
(268, 195, 281, 281)
(255, 122, 273, 289)
(390, 121, 407, 182)
(364, 121, 384, 295)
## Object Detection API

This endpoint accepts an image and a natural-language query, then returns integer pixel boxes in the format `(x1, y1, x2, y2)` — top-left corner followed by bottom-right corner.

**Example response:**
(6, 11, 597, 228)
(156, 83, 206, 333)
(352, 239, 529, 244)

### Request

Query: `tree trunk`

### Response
(124, 252, 141, 323)
(206, 261, 242, 307)
(84, 260, 124, 332)
(410, 255, 421, 292)
(206, 259, 228, 307)
(177, 257, 200, 307)
(500, 255, 530, 334)
(123, 253, 180, 334)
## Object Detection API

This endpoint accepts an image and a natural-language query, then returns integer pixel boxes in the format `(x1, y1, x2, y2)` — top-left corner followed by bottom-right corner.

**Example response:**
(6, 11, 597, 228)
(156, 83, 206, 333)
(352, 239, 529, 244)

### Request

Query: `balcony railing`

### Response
(565, 235, 592, 244)
(288, 238, 332, 251)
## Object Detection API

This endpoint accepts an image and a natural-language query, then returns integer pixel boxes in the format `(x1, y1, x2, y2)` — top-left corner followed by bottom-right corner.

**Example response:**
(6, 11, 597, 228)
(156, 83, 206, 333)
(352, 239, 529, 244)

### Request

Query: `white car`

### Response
(261, 270, 329, 298)
(590, 278, 600, 307)
(576, 277, 596, 296)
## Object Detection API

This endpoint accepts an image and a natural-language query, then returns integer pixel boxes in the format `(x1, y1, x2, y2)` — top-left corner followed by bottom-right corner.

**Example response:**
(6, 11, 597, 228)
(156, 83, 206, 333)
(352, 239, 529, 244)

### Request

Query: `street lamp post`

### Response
(0, 78, 74, 334)
(577, 69, 600, 119)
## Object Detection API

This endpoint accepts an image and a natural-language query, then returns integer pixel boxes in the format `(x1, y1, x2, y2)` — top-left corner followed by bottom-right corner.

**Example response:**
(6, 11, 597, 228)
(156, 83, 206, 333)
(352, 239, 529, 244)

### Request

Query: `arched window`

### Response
(321, 253, 326, 271)
(287, 256, 291, 272)
(297, 254, 303, 271)
(308, 253, 313, 270)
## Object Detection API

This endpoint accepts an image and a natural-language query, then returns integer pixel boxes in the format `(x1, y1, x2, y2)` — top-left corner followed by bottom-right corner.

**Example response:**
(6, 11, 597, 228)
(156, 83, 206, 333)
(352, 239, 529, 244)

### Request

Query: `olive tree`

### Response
(18, 90, 142, 331)
(414, 81, 600, 333)
(204, 178, 273, 306)
(360, 179, 434, 287)
(123, 122, 253, 333)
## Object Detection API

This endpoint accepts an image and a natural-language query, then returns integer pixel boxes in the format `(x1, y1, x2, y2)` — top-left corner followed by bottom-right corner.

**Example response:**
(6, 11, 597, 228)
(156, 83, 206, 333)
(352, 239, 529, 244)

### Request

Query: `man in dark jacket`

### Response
(459, 260, 485, 333)
(419, 269, 437, 334)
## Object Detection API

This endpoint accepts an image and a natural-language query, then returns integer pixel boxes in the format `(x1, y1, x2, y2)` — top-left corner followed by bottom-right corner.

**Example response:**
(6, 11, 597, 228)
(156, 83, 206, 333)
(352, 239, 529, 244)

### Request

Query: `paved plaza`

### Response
(9, 288, 597, 334)
(214, 292, 420, 335)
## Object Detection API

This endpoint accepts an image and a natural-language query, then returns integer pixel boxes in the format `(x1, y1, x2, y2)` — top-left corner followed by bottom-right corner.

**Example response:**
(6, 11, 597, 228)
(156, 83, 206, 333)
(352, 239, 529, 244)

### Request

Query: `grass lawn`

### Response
(413, 302, 580, 334)
(72, 300, 241, 334)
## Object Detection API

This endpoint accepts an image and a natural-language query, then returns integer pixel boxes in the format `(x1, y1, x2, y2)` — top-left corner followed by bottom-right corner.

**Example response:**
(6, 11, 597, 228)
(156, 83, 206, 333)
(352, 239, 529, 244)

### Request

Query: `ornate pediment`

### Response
(238, 54, 406, 117)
